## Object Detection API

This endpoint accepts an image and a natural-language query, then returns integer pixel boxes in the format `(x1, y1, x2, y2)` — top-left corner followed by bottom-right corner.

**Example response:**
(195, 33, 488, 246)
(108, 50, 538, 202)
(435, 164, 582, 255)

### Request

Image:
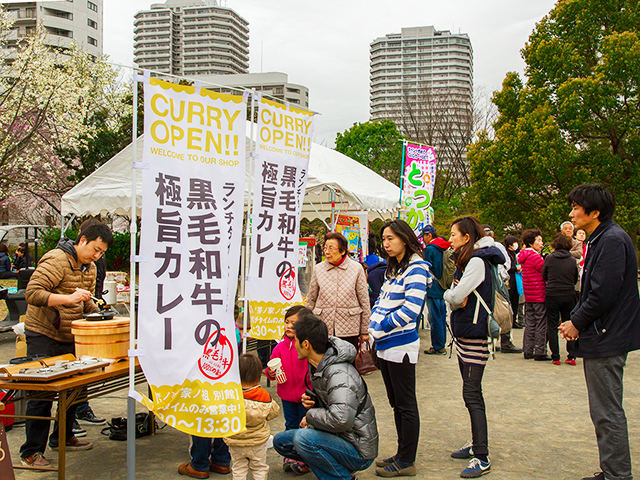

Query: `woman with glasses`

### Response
(306, 232, 371, 350)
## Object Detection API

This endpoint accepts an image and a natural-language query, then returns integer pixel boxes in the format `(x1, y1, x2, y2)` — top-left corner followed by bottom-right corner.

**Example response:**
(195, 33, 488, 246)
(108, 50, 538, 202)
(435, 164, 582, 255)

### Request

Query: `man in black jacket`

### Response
(560, 184, 640, 480)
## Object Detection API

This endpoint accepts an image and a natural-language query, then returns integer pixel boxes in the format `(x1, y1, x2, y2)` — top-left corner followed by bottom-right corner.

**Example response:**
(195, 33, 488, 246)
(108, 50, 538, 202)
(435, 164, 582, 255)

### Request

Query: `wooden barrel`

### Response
(71, 317, 130, 360)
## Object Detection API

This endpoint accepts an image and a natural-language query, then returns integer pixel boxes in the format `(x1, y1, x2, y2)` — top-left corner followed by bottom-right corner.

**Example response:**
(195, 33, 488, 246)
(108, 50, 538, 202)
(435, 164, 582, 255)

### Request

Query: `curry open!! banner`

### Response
(399, 143, 437, 236)
(137, 78, 246, 437)
(247, 97, 314, 340)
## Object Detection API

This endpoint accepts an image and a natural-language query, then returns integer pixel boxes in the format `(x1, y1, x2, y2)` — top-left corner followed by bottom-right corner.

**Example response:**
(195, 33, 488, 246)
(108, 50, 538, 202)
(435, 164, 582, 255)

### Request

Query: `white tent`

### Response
(61, 134, 400, 223)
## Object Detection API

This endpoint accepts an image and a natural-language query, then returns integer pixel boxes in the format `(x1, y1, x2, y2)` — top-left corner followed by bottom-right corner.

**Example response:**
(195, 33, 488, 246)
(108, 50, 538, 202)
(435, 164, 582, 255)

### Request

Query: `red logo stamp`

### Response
(198, 327, 234, 380)
(279, 267, 297, 301)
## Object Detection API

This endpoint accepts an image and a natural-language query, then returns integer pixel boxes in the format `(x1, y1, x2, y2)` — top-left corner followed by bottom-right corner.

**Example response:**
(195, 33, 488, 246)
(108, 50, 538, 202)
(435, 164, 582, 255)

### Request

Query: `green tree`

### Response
(469, 0, 640, 243)
(334, 120, 405, 186)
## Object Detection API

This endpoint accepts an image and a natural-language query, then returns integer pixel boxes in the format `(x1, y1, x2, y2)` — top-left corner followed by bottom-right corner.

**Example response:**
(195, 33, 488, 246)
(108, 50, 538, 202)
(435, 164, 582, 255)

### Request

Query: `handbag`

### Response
(515, 270, 524, 296)
(355, 338, 378, 375)
(101, 413, 156, 441)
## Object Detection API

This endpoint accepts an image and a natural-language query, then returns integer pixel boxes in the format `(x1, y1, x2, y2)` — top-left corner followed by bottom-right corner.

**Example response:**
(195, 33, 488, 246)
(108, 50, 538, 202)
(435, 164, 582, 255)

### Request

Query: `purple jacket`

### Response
(265, 335, 309, 403)
(518, 248, 546, 302)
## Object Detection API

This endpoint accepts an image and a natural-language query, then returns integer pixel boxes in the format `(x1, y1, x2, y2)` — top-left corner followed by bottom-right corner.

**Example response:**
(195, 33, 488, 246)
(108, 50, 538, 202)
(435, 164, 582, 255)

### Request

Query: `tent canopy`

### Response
(61, 133, 400, 223)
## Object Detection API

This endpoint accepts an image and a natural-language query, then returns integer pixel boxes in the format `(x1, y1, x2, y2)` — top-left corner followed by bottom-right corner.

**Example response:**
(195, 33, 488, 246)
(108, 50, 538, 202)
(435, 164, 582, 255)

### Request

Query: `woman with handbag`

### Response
(443, 216, 506, 479)
(369, 219, 430, 477)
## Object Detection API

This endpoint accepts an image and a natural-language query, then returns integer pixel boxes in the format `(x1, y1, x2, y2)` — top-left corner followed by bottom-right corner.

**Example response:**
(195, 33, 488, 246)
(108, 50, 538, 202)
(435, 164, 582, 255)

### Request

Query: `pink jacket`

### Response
(265, 335, 309, 403)
(518, 248, 546, 302)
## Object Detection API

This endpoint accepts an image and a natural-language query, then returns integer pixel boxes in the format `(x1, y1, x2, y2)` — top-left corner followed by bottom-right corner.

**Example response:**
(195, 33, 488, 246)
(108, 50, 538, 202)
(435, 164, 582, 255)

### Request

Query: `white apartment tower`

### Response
(370, 26, 472, 120)
(2, 0, 103, 61)
(134, 0, 249, 77)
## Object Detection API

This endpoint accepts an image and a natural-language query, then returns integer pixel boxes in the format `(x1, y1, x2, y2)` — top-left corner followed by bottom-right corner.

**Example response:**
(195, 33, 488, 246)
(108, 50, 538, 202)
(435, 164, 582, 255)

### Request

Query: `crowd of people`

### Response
(7, 183, 640, 480)
(0, 242, 32, 279)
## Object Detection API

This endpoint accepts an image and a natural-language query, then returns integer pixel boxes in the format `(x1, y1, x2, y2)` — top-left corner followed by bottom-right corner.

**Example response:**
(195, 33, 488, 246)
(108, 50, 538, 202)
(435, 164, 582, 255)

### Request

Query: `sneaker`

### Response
(424, 347, 447, 355)
(21, 452, 51, 468)
(72, 420, 87, 437)
(49, 436, 93, 451)
(581, 473, 604, 480)
(178, 462, 209, 479)
(552, 360, 561, 365)
(291, 461, 311, 475)
(376, 455, 398, 467)
(76, 408, 106, 426)
(460, 458, 491, 478)
(375, 461, 416, 477)
(566, 358, 577, 366)
(451, 441, 474, 459)
(283, 458, 295, 472)
(209, 460, 231, 474)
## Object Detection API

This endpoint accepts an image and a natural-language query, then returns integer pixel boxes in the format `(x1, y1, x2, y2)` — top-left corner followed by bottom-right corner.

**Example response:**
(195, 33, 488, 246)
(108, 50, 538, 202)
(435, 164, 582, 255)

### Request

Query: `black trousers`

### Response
(508, 277, 520, 326)
(545, 295, 576, 361)
(378, 355, 419, 463)
(458, 360, 488, 457)
(20, 330, 78, 458)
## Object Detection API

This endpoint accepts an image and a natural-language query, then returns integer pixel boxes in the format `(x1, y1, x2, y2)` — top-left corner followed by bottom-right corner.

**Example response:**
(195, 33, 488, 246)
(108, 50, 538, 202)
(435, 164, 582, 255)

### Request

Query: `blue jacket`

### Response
(0, 252, 12, 273)
(367, 260, 387, 307)
(423, 237, 451, 299)
(571, 220, 640, 358)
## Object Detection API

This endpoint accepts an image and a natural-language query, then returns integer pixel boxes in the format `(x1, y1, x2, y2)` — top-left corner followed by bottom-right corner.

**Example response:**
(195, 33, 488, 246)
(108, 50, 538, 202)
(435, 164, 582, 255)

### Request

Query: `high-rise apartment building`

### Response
(133, 0, 249, 77)
(370, 26, 473, 120)
(2, 0, 103, 62)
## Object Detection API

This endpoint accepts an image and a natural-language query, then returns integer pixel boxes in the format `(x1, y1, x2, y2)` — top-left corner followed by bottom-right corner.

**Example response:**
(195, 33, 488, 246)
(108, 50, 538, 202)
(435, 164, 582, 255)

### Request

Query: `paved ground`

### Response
(2, 327, 639, 480)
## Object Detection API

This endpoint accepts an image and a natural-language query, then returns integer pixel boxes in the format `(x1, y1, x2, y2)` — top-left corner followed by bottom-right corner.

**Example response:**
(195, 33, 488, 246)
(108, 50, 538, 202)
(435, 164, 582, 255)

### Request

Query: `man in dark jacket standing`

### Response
(273, 314, 378, 480)
(560, 184, 640, 480)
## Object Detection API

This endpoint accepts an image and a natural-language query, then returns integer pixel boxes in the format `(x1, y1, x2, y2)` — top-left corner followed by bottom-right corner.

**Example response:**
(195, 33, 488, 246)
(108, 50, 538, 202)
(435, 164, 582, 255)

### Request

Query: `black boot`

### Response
(500, 333, 523, 353)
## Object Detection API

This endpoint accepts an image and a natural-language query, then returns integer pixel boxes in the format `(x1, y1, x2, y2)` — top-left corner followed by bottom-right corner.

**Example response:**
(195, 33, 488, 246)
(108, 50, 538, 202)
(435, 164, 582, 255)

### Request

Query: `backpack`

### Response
(472, 262, 513, 354)
(435, 247, 455, 291)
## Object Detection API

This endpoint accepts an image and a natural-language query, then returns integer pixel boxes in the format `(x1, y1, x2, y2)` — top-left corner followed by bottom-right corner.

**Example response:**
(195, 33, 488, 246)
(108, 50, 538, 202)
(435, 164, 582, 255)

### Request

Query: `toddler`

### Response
(225, 353, 279, 480)
(266, 305, 312, 473)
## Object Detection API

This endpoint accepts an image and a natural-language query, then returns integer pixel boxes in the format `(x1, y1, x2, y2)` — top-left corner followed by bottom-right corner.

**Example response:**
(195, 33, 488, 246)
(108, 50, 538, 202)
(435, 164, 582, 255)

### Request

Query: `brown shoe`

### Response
(21, 452, 51, 468)
(49, 436, 93, 451)
(210, 460, 231, 474)
(179, 462, 210, 479)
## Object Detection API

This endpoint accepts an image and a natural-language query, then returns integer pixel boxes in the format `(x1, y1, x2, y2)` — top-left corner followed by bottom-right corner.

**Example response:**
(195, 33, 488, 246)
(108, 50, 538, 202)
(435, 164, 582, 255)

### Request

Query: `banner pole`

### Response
(398, 140, 407, 219)
(127, 74, 139, 480)
(242, 90, 257, 354)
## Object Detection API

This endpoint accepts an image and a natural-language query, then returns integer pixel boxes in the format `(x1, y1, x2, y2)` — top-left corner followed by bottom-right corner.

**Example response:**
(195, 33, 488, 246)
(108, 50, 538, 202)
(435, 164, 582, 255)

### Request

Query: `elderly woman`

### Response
(306, 232, 371, 349)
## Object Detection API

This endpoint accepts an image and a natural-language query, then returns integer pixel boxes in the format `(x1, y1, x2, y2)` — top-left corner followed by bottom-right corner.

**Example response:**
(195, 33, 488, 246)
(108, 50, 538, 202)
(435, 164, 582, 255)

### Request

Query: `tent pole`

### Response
(127, 74, 139, 480)
(242, 90, 257, 354)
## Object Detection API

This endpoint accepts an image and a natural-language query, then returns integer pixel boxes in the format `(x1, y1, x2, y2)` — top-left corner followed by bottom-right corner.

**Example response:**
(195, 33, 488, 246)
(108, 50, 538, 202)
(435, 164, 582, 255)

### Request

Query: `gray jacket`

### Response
(306, 337, 379, 460)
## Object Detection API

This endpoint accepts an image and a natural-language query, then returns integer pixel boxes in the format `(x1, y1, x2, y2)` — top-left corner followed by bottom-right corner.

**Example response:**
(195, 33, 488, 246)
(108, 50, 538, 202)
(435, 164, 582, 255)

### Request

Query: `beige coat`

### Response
(306, 257, 371, 337)
(25, 248, 98, 343)
(224, 386, 279, 448)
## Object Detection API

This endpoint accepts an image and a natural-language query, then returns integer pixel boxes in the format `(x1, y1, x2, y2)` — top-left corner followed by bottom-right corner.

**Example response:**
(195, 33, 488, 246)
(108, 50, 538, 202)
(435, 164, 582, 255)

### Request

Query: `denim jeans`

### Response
(427, 297, 447, 350)
(584, 355, 632, 480)
(189, 436, 231, 472)
(281, 400, 307, 430)
(274, 429, 373, 480)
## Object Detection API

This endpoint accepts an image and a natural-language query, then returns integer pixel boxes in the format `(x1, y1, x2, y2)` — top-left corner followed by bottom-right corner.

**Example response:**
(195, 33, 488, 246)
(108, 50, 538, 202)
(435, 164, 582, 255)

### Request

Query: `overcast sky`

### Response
(104, 0, 559, 145)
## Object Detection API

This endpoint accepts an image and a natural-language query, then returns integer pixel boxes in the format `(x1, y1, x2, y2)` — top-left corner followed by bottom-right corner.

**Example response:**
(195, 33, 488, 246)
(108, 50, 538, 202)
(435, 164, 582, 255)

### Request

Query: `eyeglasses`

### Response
(323, 245, 338, 252)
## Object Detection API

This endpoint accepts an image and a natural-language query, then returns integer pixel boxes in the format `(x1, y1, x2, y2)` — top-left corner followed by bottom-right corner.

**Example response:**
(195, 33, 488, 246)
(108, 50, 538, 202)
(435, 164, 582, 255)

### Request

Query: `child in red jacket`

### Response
(266, 305, 312, 474)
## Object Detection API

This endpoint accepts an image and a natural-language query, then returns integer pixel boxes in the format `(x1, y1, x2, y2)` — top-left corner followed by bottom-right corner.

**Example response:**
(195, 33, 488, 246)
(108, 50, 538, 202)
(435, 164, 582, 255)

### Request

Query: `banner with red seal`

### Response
(247, 97, 314, 340)
(137, 78, 246, 437)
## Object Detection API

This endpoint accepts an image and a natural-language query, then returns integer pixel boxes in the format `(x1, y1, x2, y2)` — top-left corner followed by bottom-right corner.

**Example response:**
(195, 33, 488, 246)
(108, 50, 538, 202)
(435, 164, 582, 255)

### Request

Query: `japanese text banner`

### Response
(400, 144, 437, 236)
(247, 98, 314, 340)
(138, 78, 246, 437)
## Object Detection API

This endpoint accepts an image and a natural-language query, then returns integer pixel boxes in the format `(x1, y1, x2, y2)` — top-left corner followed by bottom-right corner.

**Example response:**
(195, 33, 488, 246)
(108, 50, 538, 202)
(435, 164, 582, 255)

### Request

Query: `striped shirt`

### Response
(369, 254, 431, 362)
(455, 338, 490, 366)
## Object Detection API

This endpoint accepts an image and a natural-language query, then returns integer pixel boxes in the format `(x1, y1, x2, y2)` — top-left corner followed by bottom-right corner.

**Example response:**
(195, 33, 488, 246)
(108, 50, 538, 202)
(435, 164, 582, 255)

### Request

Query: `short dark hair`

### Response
(75, 222, 113, 248)
(451, 216, 485, 270)
(324, 232, 348, 257)
(238, 353, 262, 384)
(379, 219, 424, 278)
(551, 232, 573, 251)
(503, 235, 518, 249)
(567, 184, 615, 224)
(292, 313, 328, 354)
(522, 229, 542, 248)
(0, 243, 8, 254)
(284, 305, 311, 320)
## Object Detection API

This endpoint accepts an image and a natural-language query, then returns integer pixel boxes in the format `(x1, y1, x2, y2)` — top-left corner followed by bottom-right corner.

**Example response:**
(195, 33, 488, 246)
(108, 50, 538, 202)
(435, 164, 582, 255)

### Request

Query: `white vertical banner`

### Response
(137, 78, 246, 437)
(247, 98, 314, 340)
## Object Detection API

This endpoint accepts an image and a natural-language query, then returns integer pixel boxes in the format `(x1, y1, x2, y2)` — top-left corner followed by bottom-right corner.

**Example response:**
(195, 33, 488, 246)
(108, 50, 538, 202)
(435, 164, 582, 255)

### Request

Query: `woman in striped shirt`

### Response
(369, 219, 430, 478)
(443, 216, 506, 479)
